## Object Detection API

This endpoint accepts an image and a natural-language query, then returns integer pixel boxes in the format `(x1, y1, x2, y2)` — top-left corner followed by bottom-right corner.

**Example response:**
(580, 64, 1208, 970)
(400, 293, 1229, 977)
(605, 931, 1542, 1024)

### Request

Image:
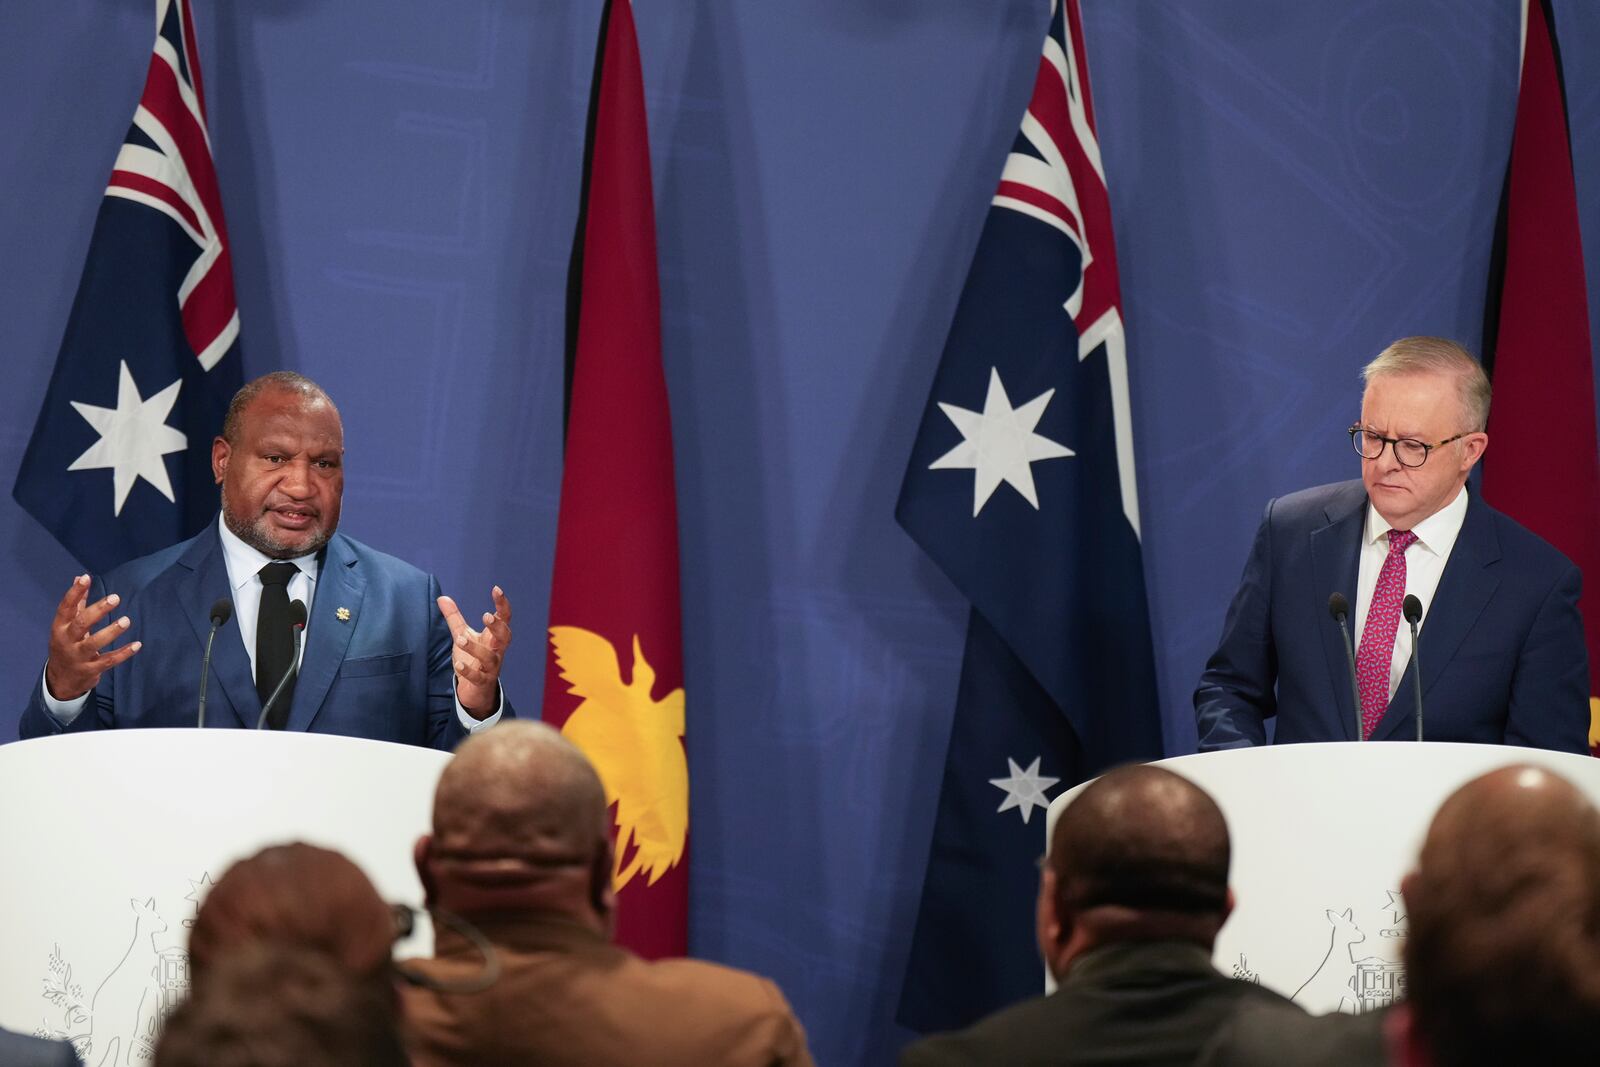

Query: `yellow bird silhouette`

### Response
(549, 626, 688, 891)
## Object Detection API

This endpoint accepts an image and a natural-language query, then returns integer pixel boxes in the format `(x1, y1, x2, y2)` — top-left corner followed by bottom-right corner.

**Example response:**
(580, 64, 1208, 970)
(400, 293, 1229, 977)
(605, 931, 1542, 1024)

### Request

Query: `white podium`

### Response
(1044, 742, 1600, 1014)
(0, 730, 450, 1064)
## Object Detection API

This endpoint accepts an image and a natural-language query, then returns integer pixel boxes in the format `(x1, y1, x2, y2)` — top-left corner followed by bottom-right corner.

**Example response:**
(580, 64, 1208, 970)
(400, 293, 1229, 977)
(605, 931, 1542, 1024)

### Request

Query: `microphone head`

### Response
(1403, 594, 1423, 625)
(209, 598, 233, 627)
(289, 600, 308, 629)
(1327, 592, 1350, 621)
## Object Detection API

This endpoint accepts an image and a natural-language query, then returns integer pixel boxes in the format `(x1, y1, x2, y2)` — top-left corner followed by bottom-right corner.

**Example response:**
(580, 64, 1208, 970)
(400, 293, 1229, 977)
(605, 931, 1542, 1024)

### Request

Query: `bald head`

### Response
(1039, 765, 1231, 975)
(1405, 764, 1600, 1066)
(1419, 764, 1598, 872)
(421, 722, 612, 922)
(1051, 764, 1230, 915)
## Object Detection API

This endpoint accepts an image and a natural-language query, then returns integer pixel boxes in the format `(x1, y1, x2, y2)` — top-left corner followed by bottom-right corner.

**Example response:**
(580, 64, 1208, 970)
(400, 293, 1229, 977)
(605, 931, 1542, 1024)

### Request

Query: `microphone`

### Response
(1328, 593, 1363, 742)
(1403, 594, 1425, 743)
(196, 598, 234, 729)
(255, 600, 308, 731)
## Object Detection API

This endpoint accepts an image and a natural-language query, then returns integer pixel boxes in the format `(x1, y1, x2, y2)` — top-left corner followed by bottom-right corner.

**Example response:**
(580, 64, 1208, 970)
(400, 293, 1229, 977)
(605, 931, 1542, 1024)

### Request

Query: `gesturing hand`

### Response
(437, 585, 512, 718)
(45, 575, 142, 701)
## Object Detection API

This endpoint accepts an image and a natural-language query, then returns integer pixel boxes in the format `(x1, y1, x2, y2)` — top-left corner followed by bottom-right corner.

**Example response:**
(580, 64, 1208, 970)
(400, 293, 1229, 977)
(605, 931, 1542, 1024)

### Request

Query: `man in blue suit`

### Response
(20, 372, 513, 750)
(1196, 337, 1588, 753)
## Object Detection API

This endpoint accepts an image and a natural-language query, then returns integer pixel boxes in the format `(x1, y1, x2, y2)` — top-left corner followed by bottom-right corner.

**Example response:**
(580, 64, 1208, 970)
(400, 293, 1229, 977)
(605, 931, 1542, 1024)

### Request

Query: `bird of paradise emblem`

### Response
(549, 626, 688, 890)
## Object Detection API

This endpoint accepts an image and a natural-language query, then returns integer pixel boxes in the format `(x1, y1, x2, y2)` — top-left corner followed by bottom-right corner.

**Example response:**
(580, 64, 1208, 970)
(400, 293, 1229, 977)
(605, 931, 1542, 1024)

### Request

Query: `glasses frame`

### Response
(1347, 425, 1471, 469)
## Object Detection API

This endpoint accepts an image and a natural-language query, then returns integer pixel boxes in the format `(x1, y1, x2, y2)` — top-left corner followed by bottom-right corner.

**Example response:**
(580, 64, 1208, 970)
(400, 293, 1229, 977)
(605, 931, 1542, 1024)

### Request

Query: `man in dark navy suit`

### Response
(1196, 337, 1587, 752)
(900, 765, 1294, 1067)
(20, 372, 514, 749)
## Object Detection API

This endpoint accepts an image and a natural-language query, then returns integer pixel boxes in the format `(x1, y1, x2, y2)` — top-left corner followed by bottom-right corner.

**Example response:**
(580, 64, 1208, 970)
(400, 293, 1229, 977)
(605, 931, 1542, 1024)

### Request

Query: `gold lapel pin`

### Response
(336, 607, 351, 622)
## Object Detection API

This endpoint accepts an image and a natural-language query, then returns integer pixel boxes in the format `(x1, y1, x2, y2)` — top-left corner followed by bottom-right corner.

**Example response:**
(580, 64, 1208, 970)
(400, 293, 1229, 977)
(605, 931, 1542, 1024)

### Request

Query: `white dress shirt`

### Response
(46, 516, 501, 733)
(1352, 486, 1469, 704)
(217, 515, 321, 681)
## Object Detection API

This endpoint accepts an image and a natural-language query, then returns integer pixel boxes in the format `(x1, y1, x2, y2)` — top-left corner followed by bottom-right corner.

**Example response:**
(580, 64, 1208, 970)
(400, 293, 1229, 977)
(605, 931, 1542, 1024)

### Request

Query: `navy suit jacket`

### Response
(0, 1028, 81, 1067)
(19, 526, 510, 750)
(1195, 480, 1588, 752)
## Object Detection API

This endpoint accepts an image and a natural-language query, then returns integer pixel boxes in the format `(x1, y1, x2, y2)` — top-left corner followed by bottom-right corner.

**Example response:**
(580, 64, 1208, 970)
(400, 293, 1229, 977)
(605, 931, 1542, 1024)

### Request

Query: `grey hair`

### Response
(1361, 337, 1491, 432)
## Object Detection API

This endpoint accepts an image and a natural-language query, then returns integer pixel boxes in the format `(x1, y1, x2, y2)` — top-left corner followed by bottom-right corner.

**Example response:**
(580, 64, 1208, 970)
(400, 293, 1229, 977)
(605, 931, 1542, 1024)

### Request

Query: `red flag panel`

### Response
(542, 0, 689, 956)
(1480, 0, 1600, 754)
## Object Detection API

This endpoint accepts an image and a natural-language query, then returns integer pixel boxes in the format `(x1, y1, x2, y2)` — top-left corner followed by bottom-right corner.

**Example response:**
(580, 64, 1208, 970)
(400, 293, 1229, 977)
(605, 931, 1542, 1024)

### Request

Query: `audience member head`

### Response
(187, 842, 397, 987)
(155, 945, 408, 1067)
(1037, 764, 1232, 979)
(416, 721, 613, 931)
(1397, 764, 1600, 1067)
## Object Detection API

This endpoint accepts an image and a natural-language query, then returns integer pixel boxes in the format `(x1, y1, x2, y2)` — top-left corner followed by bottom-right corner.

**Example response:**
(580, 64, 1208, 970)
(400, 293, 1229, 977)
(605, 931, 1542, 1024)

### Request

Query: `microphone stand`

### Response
(1328, 593, 1363, 742)
(1404, 594, 1424, 743)
(196, 599, 232, 730)
(256, 603, 307, 730)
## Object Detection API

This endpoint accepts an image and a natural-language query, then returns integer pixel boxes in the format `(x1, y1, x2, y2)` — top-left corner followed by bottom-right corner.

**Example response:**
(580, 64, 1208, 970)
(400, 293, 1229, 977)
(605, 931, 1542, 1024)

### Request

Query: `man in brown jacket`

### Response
(399, 720, 814, 1067)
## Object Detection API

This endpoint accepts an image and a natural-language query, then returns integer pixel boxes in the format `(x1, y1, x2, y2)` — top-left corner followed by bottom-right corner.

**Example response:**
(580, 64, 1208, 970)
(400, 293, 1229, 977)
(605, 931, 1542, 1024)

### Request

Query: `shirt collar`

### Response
(1364, 484, 1469, 556)
(216, 514, 322, 591)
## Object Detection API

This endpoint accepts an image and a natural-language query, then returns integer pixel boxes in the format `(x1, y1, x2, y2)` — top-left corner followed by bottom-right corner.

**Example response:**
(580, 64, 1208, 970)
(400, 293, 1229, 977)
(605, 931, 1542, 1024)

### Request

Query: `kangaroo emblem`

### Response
(1293, 907, 1366, 1013)
(85, 897, 169, 1067)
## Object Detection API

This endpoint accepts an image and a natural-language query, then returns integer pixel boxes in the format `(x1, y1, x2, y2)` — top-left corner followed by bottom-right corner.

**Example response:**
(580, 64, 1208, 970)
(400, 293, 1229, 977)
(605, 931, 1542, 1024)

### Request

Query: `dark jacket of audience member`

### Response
(399, 721, 814, 1067)
(1197, 1001, 1388, 1067)
(901, 764, 1296, 1067)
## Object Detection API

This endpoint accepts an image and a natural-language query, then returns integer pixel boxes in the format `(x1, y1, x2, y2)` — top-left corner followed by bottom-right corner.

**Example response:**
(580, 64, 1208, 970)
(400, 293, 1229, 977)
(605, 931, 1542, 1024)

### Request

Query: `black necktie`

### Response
(256, 562, 299, 729)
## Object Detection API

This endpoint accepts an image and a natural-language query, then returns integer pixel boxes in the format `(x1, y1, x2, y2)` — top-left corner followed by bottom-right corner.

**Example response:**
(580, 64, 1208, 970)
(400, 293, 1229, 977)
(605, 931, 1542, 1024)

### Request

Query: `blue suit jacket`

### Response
(1195, 480, 1588, 752)
(0, 1028, 80, 1067)
(19, 526, 510, 750)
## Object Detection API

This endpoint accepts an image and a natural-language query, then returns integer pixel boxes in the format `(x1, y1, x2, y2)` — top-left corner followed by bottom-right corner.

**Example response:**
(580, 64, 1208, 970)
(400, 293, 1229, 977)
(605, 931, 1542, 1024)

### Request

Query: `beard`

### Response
(222, 499, 335, 560)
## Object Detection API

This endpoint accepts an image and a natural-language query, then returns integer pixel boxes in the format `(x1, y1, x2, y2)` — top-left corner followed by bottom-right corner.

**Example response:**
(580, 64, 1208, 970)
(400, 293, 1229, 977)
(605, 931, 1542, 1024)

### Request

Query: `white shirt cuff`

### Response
(41, 665, 89, 725)
(453, 680, 504, 734)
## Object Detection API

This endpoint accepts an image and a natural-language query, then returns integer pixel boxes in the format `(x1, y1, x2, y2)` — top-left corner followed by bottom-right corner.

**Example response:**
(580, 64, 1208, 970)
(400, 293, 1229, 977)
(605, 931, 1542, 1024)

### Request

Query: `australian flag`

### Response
(896, 0, 1164, 1031)
(14, 0, 242, 574)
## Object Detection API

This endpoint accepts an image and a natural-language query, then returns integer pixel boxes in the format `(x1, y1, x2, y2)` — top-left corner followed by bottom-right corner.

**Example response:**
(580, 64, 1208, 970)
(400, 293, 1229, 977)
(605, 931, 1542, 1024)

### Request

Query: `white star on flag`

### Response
(930, 366, 1074, 516)
(989, 755, 1060, 824)
(69, 360, 186, 516)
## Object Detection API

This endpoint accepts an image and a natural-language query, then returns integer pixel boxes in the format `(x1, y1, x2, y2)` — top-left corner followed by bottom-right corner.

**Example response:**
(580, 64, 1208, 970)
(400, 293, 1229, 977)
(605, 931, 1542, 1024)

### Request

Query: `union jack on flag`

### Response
(15, 0, 243, 572)
(896, 0, 1162, 1030)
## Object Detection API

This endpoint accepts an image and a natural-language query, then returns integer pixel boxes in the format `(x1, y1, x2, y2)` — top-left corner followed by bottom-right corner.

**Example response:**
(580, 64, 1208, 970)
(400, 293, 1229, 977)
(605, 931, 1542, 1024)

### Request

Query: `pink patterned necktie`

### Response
(1355, 528, 1418, 739)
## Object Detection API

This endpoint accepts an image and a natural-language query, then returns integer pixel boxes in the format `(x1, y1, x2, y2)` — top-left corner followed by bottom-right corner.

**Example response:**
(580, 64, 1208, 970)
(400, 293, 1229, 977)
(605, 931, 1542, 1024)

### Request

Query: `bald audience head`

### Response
(417, 721, 613, 929)
(1400, 764, 1600, 1067)
(1038, 764, 1232, 979)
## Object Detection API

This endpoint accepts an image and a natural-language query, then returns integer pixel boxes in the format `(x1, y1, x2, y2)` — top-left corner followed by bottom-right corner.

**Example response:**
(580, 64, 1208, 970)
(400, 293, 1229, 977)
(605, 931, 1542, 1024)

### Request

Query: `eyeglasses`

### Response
(1348, 425, 1470, 468)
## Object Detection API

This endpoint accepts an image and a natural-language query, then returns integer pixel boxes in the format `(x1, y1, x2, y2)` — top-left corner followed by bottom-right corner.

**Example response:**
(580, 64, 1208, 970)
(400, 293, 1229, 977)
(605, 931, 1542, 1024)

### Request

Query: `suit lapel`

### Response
(176, 528, 257, 729)
(287, 535, 365, 734)
(1310, 488, 1367, 741)
(1371, 492, 1501, 742)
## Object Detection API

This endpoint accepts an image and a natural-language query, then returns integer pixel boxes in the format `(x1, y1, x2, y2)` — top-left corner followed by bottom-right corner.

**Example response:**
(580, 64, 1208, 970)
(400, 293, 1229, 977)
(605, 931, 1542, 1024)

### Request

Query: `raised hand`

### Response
(45, 575, 142, 701)
(437, 585, 512, 718)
